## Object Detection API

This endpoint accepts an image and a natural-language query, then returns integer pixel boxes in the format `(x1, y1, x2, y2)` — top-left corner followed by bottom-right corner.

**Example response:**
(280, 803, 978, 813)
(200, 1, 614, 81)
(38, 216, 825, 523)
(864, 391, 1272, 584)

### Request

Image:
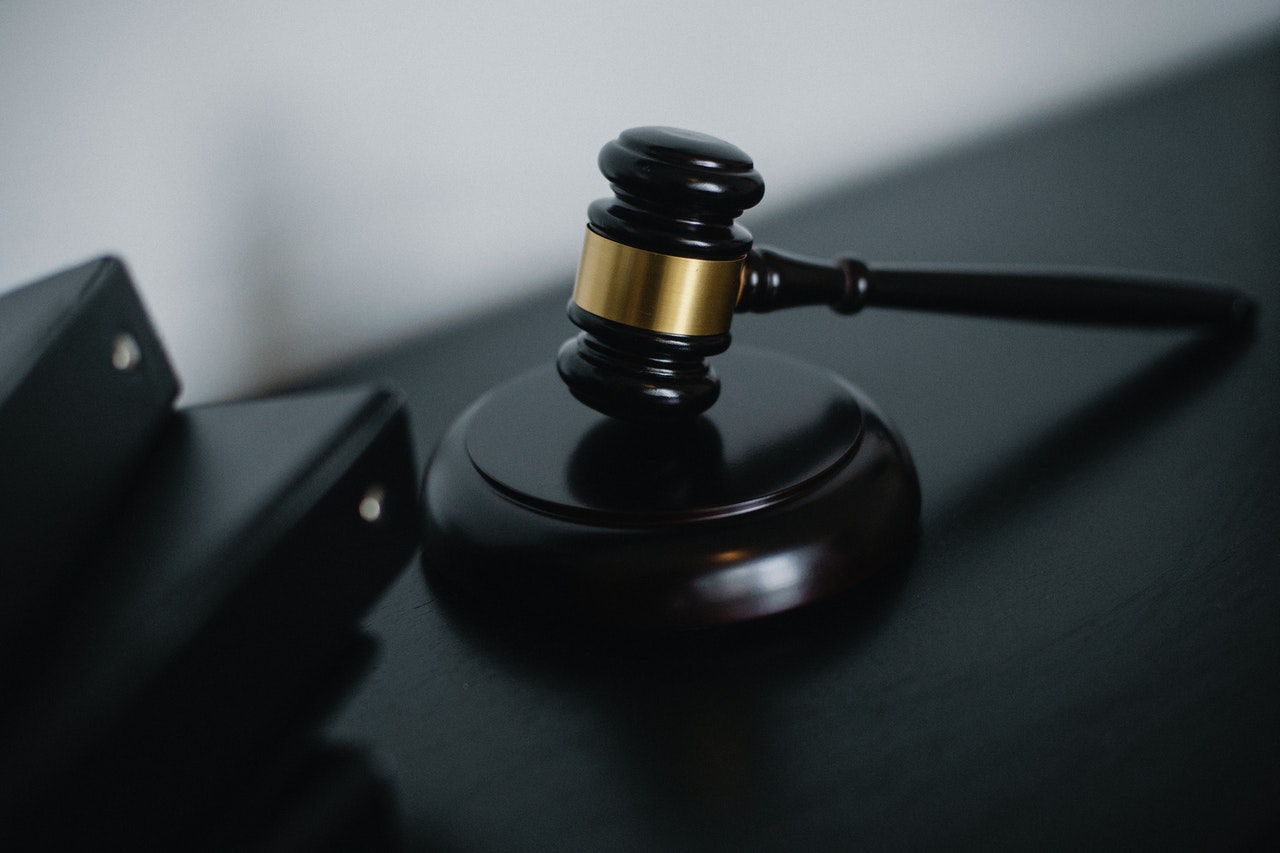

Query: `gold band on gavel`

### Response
(571, 228, 746, 337)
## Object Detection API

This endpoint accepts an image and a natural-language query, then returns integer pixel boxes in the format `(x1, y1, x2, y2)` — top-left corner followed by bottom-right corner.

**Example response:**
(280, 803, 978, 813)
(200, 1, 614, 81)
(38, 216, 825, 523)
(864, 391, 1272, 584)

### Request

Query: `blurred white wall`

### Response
(3, 1, 1279, 402)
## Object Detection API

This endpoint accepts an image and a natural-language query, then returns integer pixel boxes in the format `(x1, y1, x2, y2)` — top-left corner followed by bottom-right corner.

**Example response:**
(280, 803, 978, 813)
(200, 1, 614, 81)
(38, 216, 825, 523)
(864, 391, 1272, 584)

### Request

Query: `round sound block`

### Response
(421, 347, 920, 629)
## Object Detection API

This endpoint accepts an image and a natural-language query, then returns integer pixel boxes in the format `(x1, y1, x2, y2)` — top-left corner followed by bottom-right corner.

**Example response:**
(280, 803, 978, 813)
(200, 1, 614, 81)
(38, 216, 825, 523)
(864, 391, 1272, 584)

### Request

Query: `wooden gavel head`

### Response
(556, 126, 766, 421)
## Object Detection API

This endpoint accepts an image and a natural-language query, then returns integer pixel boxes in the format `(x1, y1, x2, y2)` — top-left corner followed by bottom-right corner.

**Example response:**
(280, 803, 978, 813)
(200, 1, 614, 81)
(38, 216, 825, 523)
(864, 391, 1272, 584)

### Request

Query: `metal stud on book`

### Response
(0, 385, 418, 849)
(0, 257, 179, 667)
(0, 259, 419, 849)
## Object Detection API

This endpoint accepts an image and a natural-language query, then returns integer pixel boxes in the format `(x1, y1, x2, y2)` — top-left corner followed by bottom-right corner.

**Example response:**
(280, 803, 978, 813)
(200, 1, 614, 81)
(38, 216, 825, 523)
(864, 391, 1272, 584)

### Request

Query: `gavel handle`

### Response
(739, 246, 1258, 329)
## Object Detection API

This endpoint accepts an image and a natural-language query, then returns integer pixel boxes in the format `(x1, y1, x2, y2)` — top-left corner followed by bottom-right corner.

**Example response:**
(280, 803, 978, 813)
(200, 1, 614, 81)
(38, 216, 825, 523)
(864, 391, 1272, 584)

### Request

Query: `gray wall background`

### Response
(3, 1, 1279, 402)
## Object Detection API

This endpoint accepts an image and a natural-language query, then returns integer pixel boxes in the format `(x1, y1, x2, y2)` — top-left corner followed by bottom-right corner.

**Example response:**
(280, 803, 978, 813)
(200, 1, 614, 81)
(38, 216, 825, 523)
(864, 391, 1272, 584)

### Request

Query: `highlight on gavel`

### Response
(556, 127, 1257, 422)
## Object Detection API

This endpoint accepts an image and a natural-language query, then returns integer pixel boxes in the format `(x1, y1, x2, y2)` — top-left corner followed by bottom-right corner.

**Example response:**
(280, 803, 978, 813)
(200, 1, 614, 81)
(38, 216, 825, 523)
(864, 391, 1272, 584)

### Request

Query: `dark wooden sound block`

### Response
(421, 346, 921, 628)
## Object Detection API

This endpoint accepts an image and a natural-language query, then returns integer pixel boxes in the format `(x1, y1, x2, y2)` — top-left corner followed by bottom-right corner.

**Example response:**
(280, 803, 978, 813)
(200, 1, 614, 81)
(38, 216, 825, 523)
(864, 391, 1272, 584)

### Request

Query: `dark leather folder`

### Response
(0, 256, 179, 659)
(0, 385, 418, 846)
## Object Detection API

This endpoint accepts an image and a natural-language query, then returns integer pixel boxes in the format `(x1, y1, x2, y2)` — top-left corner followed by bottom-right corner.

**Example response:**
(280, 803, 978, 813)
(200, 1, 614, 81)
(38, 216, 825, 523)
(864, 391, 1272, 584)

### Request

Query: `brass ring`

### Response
(571, 229, 745, 336)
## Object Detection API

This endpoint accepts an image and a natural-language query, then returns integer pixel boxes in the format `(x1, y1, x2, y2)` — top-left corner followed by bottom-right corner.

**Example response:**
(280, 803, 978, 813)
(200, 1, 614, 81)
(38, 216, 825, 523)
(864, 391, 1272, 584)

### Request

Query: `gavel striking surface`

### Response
(423, 347, 919, 628)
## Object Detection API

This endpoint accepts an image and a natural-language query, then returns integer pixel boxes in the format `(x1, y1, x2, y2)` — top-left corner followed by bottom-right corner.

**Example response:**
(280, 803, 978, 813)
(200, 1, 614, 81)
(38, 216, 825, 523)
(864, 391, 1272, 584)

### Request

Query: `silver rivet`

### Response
(359, 485, 386, 523)
(112, 333, 142, 371)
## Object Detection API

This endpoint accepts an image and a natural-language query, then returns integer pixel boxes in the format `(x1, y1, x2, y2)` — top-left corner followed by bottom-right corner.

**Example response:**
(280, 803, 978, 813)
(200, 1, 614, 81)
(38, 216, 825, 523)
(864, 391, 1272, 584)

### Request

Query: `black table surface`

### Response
(310, 37, 1280, 851)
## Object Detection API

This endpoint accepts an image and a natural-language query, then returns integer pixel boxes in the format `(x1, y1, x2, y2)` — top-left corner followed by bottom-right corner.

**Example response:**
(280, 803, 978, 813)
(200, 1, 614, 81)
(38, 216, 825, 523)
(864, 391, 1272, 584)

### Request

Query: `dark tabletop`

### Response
(311, 36, 1280, 851)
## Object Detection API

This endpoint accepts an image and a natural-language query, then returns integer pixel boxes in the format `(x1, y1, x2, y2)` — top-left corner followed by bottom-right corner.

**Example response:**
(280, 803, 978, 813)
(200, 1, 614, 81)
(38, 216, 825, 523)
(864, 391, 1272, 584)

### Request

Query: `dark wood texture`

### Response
(590, 126, 764, 260)
(312, 37, 1280, 851)
(557, 302, 732, 421)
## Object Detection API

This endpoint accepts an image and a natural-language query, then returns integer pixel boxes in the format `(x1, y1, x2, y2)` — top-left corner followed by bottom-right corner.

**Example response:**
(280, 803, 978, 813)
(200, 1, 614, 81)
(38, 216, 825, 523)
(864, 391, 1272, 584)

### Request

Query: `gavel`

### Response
(557, 126, 1255, 422)
(421, 126, 1256, 630)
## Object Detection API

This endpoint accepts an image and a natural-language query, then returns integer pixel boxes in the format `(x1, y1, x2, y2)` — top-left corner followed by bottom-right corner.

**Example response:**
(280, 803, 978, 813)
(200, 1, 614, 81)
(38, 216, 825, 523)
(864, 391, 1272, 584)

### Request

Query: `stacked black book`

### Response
(0, 258, 418, 850)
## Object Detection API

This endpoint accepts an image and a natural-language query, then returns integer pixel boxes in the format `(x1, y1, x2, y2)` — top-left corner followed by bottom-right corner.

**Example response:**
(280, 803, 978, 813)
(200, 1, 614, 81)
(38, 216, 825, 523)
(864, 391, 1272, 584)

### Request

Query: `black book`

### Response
(0, 257, 179, 659)
(0, 385, 419, 847)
